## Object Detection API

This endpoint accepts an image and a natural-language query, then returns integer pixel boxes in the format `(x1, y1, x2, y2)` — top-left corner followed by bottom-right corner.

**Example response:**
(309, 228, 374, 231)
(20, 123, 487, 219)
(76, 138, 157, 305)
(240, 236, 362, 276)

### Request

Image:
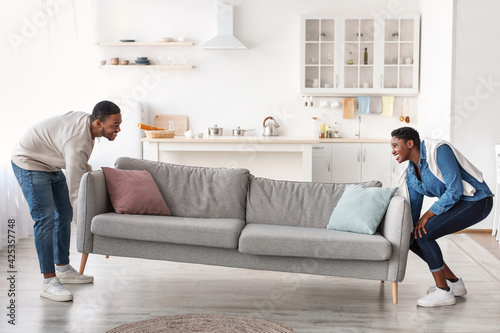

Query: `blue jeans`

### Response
(11, 162, 73, 274)
(410, 196, 493, 272)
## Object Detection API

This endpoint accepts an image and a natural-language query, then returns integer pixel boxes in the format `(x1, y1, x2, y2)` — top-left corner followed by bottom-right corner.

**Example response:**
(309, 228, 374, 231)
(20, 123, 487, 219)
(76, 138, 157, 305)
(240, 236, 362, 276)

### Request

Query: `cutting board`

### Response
(343, 98, 355, 119)
(154, 114, 188, 136)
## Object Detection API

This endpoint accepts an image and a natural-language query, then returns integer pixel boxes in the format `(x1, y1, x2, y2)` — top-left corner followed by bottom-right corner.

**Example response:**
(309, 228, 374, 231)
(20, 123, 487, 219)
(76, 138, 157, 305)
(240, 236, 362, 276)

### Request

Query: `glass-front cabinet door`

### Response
(341, 17, 376, 92)
(382, 16, 419, 93)
(302, 16, 338, 93)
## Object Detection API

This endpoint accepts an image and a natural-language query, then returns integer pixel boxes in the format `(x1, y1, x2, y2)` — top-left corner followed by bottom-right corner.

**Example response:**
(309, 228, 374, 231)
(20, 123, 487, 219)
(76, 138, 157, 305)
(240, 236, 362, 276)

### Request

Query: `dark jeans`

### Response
(410, 197, 493, 272)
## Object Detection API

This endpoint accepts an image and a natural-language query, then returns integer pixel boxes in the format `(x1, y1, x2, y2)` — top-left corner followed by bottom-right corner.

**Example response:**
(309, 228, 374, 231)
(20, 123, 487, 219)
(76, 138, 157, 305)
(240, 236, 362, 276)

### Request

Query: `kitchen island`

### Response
(142, 136, 389, 181)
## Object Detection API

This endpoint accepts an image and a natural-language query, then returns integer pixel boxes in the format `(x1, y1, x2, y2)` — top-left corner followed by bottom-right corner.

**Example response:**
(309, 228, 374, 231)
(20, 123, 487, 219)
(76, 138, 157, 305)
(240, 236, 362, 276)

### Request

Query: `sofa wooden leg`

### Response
(79, 253, 89, 275)
(391, 282, 398, 304)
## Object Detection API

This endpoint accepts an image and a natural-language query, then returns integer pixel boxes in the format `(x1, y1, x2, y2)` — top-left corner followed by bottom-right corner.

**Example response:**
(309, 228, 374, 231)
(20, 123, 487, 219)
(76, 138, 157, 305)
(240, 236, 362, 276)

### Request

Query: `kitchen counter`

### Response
(141, 136, 390, 144)
(141, 136, 390, 181)
(318, 138, 390, 143)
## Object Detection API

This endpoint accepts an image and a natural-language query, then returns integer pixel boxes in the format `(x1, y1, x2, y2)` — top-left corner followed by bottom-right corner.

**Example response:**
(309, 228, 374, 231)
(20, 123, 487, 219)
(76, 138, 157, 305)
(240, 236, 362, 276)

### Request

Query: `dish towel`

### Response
(369, 97, 382, 114)
(358, 96, 370, 115)
(343, 98, 355, 119)
(381, 96, 395, 116)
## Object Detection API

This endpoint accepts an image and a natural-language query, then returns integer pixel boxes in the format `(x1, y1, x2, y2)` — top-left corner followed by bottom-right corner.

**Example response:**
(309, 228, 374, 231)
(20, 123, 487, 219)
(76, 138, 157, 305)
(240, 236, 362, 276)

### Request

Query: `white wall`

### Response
(0, 0, 104, 163)
(417, 0, 454, 140)
(451, 0, 500, 229)
(415, 0, 454, 217)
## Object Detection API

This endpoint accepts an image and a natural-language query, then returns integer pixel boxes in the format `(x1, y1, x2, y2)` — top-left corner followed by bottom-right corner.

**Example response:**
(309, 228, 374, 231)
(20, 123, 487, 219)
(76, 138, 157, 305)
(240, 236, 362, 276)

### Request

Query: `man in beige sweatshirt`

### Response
(11, 100, 122, 302)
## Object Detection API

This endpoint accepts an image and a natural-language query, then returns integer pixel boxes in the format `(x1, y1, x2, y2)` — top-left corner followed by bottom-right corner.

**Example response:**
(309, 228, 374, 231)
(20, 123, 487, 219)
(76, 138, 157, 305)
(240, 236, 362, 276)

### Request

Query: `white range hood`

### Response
(201, 4, 247, 50)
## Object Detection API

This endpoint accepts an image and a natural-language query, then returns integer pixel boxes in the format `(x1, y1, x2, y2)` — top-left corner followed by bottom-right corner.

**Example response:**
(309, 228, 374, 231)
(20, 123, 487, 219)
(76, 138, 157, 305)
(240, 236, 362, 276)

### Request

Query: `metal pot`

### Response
(263, 116, 279, 136)
(208, 124, 223, 136)
(232, 126, 254, 136)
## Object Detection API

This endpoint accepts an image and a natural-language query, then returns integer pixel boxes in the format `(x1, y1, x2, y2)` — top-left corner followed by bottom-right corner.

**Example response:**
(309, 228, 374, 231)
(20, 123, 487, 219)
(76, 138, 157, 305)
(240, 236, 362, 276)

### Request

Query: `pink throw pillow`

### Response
(102, 167, 171, 215)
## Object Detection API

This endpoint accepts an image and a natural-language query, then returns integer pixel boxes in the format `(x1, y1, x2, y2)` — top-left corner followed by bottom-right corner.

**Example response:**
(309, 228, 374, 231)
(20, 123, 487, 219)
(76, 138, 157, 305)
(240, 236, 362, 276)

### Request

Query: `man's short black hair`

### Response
(90, 100, 121, 122)
(391, 127, 420, 148)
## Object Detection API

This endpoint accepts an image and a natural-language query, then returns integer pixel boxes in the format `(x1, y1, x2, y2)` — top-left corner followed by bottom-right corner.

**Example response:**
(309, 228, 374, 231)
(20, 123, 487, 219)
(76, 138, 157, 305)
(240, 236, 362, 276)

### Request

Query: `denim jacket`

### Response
(407, 141, 493, 225)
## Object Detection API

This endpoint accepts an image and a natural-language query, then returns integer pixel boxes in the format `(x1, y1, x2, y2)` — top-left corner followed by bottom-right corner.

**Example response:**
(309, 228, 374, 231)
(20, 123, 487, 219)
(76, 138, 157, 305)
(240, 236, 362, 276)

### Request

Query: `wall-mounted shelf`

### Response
(97, 42, 195, 46)
(100, 65, 195, 69)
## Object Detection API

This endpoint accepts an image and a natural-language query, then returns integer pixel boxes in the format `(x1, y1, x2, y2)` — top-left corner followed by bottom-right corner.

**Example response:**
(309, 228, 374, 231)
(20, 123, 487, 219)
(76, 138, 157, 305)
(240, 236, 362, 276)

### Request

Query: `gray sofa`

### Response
(77, 157, 412, 304)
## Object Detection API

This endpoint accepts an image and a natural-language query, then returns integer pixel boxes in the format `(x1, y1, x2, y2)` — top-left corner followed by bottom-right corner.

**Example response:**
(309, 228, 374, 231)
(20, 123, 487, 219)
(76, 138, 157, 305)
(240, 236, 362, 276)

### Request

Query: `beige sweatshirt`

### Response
(11, 111, 94, 216)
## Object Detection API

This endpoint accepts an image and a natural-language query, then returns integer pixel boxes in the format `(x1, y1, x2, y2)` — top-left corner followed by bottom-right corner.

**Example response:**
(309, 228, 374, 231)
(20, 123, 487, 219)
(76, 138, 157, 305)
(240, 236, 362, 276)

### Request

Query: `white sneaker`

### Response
(417, 288, 456, 307)
(56, 265, 94, 284)
(40, 277, 73, 302)
(426, 278, 467, 297)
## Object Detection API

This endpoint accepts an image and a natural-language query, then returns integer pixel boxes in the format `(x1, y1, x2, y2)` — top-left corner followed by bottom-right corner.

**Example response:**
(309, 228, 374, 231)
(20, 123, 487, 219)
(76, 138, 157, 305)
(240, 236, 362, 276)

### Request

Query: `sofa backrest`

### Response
(246, 175, 381, 229)
(114, 157, 250, 220)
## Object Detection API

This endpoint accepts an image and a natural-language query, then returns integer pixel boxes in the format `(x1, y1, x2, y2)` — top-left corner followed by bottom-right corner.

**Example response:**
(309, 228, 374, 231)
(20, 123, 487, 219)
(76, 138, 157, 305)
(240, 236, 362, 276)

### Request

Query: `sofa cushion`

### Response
(101, 167, 171, 215)
(91, 213, 245, 249)
(114, 157, 250, 220)
(238, 224, 392, 261)
(246, 175, 381, 228)
(327, 184, 397, 235)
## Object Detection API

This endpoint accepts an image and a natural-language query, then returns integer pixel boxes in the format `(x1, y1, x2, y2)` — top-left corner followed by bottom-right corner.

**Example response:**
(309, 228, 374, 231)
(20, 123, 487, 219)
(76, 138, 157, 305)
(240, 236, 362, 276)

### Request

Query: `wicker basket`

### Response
(144, 129, 175, 139)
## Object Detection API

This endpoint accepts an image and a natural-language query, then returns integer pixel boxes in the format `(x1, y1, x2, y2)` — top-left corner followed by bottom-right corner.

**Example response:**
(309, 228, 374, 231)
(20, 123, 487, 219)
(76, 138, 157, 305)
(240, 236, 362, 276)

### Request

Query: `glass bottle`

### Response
(319, 113, 327, 138)
(311, 117, 319, 138)
(347, 51, 354, 65)
(364, 48, 368, 65)
(333, 122, 340, 138)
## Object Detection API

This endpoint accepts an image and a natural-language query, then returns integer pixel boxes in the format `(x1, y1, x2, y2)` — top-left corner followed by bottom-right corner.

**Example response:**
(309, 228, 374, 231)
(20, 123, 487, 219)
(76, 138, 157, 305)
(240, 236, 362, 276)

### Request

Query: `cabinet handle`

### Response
(363, 148, 366, 162)
(313, 146, 324, 150)
(380, 74, 383, 89)
(328, 159, 331, 172)
(357, 148, 361, 162)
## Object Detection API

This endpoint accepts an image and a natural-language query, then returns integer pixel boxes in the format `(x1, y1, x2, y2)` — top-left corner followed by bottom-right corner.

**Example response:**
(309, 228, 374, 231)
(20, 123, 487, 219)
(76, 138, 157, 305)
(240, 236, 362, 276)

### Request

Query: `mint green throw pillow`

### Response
(326, 184, 397, 235)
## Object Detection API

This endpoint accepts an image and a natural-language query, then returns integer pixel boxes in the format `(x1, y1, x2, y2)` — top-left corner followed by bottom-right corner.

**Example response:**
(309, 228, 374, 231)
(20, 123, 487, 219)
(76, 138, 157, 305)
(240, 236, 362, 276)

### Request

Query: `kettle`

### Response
(263, 116, 279, 136)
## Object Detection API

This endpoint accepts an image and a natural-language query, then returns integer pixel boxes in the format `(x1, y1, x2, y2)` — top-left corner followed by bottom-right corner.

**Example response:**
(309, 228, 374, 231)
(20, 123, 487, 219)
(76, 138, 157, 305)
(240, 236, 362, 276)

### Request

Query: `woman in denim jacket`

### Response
(391, 127, 493, 307)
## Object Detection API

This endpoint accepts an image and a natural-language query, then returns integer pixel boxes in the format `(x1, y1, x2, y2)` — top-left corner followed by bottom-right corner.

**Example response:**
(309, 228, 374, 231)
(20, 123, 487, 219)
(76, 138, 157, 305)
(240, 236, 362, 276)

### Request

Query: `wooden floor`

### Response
(466, 232, 500, 260)
(1, 230, 500, 333)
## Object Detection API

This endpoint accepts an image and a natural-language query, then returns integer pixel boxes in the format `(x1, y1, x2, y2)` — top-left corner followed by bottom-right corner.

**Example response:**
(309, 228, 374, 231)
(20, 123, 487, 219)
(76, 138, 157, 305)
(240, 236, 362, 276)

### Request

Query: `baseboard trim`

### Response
(455, 229, 493, 234)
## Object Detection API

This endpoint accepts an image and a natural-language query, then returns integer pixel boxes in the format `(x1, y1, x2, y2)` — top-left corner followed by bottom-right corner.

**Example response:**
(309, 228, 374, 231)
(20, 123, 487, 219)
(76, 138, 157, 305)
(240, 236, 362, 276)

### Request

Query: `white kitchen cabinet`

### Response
(301, 14, 420, 95)
(380, 16, 420, 93)
(340, 16, 377, 94)
(360, 143, 393, 186)
(312, 144, 332, 183)
(331, 143, 363, 183)
(302, 16, 339, 92)
(313, 142, 393, 186)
